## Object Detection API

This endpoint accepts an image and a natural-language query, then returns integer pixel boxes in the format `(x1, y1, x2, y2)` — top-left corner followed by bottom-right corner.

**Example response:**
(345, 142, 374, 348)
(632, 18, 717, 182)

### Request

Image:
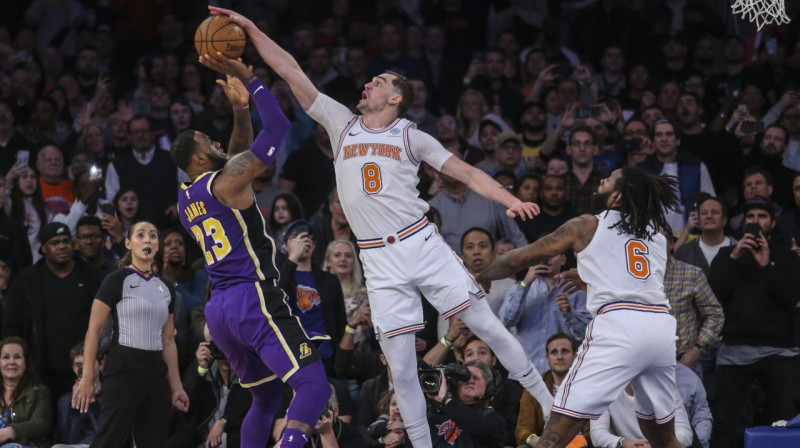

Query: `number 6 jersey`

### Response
(178, 171, 280, 289)
(306, 94, 453, 240)
(577, 210, 669, 316)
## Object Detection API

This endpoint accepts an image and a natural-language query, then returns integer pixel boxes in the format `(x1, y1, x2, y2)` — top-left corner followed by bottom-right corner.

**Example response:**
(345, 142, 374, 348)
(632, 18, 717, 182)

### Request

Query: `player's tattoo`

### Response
(479, 216, 597, 281)
(224, 151, 258, 178)
(228, 108, 254, 156)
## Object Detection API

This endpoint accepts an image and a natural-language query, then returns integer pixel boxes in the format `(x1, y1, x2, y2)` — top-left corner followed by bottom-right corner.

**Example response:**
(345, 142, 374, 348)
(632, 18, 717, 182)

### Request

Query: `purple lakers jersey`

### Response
(178, 171, 279, 289)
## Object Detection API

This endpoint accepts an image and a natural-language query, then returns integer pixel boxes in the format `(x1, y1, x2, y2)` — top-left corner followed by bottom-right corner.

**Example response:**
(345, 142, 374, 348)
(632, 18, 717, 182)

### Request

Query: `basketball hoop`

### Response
(731, 0, 791, 30)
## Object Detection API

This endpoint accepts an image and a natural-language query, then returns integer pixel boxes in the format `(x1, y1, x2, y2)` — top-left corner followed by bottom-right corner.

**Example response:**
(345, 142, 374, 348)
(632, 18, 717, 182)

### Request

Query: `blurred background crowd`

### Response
(0, 0, 799, 447)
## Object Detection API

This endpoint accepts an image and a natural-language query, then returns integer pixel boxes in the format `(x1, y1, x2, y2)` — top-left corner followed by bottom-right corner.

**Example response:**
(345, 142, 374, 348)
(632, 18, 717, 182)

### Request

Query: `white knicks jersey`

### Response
(577, 210, 669, 316)
(306, 94, 453, 239)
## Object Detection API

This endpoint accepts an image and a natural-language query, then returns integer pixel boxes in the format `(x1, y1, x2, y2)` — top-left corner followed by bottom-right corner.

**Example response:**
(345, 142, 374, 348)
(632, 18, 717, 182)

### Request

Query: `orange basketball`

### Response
(194, 16, 246, 59)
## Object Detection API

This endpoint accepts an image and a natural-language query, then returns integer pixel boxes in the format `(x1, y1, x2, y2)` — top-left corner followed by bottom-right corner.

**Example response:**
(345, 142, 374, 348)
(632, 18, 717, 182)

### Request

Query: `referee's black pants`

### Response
(91, 345, 170, 448)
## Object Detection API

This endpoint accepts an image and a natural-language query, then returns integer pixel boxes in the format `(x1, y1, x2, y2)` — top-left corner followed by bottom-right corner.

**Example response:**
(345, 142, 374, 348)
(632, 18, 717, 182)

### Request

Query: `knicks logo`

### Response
(436, 420, 461, 444)
(296, 286, 321, 312)
(298, 343, 312, 359)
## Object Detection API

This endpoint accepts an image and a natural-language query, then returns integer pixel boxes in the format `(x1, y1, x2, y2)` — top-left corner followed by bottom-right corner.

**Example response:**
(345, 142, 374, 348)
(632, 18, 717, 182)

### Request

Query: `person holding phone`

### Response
(707, 196, 800, 447)
(53, 169, 107, 236)
(497, 252, 591, 374)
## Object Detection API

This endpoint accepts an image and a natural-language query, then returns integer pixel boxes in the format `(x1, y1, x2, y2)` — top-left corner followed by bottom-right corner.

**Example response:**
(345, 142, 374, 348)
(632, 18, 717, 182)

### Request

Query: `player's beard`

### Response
(208, 153, 228, 171)
(590, 191, 613, 214)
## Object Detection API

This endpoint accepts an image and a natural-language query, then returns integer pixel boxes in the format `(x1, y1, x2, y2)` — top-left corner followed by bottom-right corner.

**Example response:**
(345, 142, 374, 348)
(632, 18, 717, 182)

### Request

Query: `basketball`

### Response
(194, 16, 246, 59)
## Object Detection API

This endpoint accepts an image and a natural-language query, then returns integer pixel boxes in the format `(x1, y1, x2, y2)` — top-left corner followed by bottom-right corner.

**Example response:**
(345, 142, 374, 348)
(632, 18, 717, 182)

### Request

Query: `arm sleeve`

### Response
(765, 249, 800, 309)
(406, 128, 454, 171)
(9, 385, 53, 440)
(104, 163, 120, 204)
(561, 291, 591, 341)
(245, 78, 292, 166)
(95, 271, 124, 308)
(515, 390, 544, 445)
(53, 200, 88, 236)
(688, 377, 713, 447)
(762, 102, 786, 127)
(692, 270, 724, 347)
(590, 409, 620, 448)
(707, 248, 737, 305)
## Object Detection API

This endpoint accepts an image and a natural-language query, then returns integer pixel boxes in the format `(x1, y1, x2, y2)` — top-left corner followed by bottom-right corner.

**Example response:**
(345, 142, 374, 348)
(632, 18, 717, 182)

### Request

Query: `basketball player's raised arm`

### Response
(209, 6, 319, 111)
(439, 155, 540, 220)
(199, 56, 291, 208)
(477, 216, 598, 285)
(219, 74, 254, 156)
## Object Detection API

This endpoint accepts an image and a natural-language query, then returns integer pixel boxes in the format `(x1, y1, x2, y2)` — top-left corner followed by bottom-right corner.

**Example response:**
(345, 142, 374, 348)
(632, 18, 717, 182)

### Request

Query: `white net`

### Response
(731, 0, 791, 30)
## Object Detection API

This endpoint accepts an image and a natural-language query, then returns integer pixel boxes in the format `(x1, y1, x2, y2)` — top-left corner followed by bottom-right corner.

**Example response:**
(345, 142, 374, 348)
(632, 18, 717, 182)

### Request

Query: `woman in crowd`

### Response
(0, 337, 53, 448)
(159, 228, 207, 315)
(269, 193, 304, 253)
(323, 240, 369, 348)
(73, 220, 189, 447)
(9, 167, 51, 263)
(456, 89, 512, 148)
(74, 125, 109, 170)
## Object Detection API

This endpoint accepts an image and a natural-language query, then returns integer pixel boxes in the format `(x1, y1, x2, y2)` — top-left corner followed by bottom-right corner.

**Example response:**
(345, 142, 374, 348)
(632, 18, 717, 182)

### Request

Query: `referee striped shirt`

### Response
(96, 267, 175, 351)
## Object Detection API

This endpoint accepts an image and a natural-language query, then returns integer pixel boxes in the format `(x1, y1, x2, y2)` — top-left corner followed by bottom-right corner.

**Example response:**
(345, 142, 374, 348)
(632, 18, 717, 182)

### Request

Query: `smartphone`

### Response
(554, 63, 574, 78)
(16, 150, 29, 167)
(744, 222, 762, 249)
(100, 203, 116, 216)
(77, 366, 83, 380)
(575, 107, 592, 119)
(616, 139, 641, 153)
(89, 165, 102, 182)
(740, 121, 764, 134)
(540, 259, 550, 278)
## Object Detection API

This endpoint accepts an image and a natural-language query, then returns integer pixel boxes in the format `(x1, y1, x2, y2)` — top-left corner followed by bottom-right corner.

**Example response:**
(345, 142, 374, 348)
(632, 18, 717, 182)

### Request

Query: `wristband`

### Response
(440, 336, 453, 348)
(345, 325, 356, 334)
(197, 366, 209, 376)
(526, 434, 537, 445)
(233, 104, 249, 112)
(520, 280, 527, 288)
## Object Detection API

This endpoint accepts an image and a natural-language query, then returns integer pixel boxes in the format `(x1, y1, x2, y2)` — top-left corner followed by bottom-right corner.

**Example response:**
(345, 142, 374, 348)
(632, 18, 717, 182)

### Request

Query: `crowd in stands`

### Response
(0, 0, 799, 447)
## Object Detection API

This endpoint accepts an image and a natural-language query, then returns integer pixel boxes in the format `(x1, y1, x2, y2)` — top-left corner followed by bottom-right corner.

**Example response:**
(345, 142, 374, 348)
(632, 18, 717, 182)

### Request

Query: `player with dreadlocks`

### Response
(478, 166, 686, 448)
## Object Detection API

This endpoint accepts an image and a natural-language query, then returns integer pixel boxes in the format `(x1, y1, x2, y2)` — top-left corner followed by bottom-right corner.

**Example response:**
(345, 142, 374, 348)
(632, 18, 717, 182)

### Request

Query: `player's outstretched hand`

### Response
(216, 67, 253, 108)
(208, 6, 254, 32)
(199, 54, 252, 83)
(506, 201, 540, 221)
(555, 268, 587, 292)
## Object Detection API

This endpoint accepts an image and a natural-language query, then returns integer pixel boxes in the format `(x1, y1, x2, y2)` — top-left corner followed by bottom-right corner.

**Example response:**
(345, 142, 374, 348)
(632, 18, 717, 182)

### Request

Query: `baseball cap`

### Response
(494, 132, 522, 151)
(38, 222, 72, 245)
(742, 196, 775, 218)
(284, 220, 315, 240)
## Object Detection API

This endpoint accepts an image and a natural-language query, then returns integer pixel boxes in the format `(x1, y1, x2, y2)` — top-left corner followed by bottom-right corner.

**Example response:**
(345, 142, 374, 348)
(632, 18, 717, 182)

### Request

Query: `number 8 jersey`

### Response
(178, 171, 280, 289)
(307, 94, 453, 240)
(577, 210, 669, 316)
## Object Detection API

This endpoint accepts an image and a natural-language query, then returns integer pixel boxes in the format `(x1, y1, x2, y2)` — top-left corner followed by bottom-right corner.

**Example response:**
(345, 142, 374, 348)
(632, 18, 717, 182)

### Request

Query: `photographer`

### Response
(179, 341, 251, 448)
(425, 360, 506, 448)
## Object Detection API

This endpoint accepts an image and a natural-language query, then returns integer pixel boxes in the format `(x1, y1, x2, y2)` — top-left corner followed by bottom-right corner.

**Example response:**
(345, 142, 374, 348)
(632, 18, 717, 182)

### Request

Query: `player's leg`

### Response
(457, 296, 554, 415)
(281, 360, 331, 447)
(240, 379, 285, 446)
(378, 330, 432, 448)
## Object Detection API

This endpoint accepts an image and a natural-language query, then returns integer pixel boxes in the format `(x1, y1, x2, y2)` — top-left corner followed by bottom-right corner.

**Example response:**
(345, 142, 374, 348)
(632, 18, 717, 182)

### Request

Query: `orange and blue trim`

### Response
(597, 301, 670, 315)
(383, 323, 426, 338)
(441, 299, 471, 320)
(356, 216, 428, 250)
(636, 409, 677, 425)
(552, 406, 603, 420)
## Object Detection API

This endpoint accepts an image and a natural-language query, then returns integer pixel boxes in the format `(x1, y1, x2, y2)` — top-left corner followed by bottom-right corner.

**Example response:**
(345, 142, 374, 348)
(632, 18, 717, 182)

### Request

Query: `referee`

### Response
(73, 221, 190, 447)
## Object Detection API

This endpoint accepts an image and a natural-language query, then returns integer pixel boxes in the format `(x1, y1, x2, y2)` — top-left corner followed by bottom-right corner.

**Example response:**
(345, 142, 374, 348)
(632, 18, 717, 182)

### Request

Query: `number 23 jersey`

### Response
(307, 94, 453, 240)
(577, 210, 669, 316)
(178, 171, 280, 289)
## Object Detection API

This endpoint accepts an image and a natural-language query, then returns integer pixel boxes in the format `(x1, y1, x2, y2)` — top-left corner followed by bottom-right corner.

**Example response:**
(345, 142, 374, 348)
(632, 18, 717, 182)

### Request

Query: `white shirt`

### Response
(698, 236, 735, 267)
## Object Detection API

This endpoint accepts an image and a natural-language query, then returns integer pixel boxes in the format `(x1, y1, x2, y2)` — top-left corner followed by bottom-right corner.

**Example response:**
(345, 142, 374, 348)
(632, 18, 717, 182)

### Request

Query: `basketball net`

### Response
(731, 0, 791, 30)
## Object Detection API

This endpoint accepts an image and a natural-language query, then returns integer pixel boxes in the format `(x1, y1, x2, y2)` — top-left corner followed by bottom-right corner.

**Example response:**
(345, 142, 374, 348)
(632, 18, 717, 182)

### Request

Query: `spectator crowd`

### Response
(0, 0, 799, 447)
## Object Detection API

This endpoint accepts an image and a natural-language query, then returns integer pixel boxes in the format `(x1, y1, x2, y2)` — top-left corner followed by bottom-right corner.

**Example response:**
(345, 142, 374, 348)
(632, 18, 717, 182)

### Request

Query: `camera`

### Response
(418, 364, 471, 394)
(208, 342, 227, 360)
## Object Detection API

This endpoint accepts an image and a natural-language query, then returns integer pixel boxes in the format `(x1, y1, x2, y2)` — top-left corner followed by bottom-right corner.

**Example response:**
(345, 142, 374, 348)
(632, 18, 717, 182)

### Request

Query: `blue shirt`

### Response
(294, 271, 332, 359)
(498, 279, 591, 373)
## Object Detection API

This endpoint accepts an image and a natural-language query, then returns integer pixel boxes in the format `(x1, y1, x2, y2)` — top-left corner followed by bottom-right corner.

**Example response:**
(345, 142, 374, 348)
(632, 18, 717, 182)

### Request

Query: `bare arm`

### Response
(439, 156, 539, 220)
(162, 314, 190, 412)
(477, 216, 598, 284)
(209, 6, 319, 110)
(217, 74, 254, 156)
(73, 299, 112, 413)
